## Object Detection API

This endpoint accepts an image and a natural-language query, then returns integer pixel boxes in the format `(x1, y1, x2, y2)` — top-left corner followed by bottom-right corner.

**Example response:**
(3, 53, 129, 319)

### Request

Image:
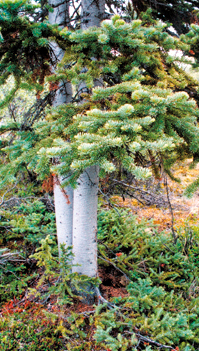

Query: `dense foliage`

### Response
(1, 12, 199, 191)
(0, 208, 199, 350)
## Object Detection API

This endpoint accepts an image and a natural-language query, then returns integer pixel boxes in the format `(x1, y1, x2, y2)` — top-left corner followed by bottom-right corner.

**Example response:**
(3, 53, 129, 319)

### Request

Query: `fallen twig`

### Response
(98, 254, 130, 283)
(164, 175, 177, 244)
(0, 181, 19, 206)
(112, 179, 159, 198)
(95, 287, 118, 309)
(125, 331, 173, 349)
(98, 187, 121, 216)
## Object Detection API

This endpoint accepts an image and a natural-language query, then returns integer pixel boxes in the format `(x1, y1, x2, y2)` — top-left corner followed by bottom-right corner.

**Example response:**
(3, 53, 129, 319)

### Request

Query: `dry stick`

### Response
(0, 181, 19, 206)
(69, 3, 81, 21)
(8, 103, 17, 122)
(98, 254, 130, 283)
(71, 86, 90, 103)
(98, 239, 118, 257)
(124, 189, 146, 206)
(98, 187, 121, 217)
(20, 90, 56, 131)
(112, 179, 159, 198)
(164, 174, 177, 244)
(94, 287, 118, 308)
(113, 180, 165, 206)
(125, 331, 173, 350)
(0, 195, 55, 209)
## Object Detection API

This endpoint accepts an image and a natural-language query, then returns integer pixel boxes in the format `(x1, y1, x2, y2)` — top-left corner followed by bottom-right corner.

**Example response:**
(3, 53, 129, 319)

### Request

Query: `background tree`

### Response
(129, 0, 199, 35)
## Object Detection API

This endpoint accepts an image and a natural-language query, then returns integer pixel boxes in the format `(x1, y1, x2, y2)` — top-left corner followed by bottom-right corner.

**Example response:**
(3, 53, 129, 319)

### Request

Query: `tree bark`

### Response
(81, 0, 105, 29)
(72, 166, 99, 277)
(72, 1, 105, 284)
(54, 177, 73, 255)
(49, 0, 73, 256)
(49, 0, 105, 283)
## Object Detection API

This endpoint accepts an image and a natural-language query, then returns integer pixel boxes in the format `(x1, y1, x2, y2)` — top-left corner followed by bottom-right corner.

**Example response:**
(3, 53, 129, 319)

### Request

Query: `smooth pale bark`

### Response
(54, 177, 73, 255)
(72, 166, 99, 277)
(81, 0, 105, 29)
(72, 1, 105, 278)
(49, 0, 73, 255)
(48, 0, 70, 29)
(49, 0, 105, 280)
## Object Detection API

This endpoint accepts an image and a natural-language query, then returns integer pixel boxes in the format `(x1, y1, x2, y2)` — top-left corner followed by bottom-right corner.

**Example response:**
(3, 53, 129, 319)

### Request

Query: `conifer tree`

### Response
(46, 14, 199, 182)
(0, 0, 199, 288)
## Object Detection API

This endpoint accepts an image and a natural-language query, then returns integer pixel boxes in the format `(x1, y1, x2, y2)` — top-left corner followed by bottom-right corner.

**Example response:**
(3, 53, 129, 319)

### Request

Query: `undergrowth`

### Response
(0, 199, 56, 303)
(0, 207, 198, 350)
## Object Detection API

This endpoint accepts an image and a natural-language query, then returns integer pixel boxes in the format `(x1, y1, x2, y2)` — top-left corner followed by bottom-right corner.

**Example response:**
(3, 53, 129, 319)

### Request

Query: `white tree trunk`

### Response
(49, 0, 73, 255)
(54, 177, 73, 255)
(81, 0, 105, 29)
(72, 166, 99, 277)
(49, 0, 105, 280)
(72, 1, 105, 278)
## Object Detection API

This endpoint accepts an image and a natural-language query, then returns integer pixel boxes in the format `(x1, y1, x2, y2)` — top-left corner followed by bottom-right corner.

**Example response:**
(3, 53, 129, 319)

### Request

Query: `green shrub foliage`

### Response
(0, 199, 56, 303)
(96, 208, 199, 350)
(0, 199, 56, 244)
(29, 235, 100, 305)
(0, 208, 199, 350)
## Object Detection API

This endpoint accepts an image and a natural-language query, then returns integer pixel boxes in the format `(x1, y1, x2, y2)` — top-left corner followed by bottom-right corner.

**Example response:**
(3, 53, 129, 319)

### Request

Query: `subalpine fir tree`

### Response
(1, 0, 199, 291)
(45, 14, 199, 183)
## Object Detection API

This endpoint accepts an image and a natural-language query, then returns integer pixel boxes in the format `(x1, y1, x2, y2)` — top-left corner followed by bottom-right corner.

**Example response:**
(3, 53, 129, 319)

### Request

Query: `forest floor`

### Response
(112, 159, 199, 232)
(98, 159, 199, 301)
(0, 159, 199, 350)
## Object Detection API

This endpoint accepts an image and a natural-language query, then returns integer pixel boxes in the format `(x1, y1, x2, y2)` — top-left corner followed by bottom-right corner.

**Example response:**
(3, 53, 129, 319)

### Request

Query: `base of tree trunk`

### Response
(72, 282, 97, 305)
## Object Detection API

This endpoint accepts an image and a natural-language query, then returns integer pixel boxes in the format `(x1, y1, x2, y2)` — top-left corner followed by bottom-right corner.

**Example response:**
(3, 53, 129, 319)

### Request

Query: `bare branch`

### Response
(125, 331, 173, 350)
(98, 254, 130, 283)
(0, 181, 19, 206)
(20, 91, 56, 131)
(164, 174, 177, 244)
